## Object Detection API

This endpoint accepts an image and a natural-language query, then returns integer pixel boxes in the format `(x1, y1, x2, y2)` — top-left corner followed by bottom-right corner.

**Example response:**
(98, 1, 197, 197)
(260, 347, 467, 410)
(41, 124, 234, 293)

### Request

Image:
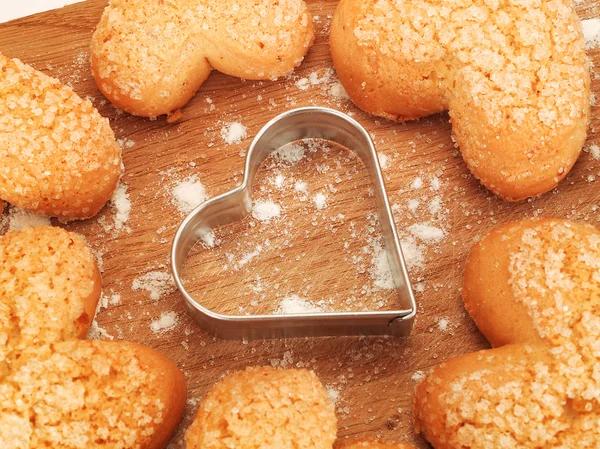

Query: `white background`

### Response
(0, 1, 86, 24)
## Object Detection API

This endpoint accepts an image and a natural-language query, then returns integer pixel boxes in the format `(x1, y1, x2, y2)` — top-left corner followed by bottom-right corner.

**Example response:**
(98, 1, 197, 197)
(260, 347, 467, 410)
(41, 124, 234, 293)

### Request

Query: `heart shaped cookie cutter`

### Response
(171, 107, 416, 339)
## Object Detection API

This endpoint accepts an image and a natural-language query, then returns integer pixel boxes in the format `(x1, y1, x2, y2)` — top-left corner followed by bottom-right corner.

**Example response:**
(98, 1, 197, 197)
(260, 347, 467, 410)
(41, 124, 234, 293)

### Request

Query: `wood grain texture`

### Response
(1, 1, 599, 447)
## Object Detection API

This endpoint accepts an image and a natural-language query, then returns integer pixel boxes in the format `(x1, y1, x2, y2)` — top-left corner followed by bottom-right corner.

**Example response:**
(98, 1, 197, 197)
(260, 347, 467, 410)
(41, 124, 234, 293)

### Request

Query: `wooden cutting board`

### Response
(1, 1, 598, 447)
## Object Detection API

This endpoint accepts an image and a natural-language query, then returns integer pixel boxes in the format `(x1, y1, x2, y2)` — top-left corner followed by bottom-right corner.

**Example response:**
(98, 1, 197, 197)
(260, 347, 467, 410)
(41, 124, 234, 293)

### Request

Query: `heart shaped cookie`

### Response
(0, 226, 186, 449)
(330, 1, 590, 201)
(90, 0, 315, 118)
(185, 366, 337, 449)
(414, 219, 600, 448)
(0, 55, 122, 220)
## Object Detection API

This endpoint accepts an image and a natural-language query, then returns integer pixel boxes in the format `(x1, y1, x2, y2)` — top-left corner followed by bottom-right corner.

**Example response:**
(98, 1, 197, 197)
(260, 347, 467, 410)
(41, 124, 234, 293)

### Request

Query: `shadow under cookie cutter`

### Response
(171, 107, 416, 339)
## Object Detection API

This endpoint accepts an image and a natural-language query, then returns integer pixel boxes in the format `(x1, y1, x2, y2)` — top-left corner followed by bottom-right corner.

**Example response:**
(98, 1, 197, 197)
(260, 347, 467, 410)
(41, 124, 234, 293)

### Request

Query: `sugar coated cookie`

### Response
(0, 226, 101, 372)
(0, 226, 187, 449)
(414, 219, 600, 448)
(1, 340, 187, 449)
(185, 366, 337, 449)
(330, 1, 590, 201)
(0, 55, 122, 220)
(91, 0, 315, 118)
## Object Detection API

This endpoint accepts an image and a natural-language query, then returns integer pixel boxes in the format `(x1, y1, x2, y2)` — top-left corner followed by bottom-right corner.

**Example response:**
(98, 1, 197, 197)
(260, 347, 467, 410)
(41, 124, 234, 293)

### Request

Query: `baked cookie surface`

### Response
(414, 219, 600, 448)
(2, 340, 186, 449)
(185, 366, 337, 449)
(91, 0, 315, 117)
(0, 226, 101, 373)
(330, 0, 590, 201)
(0, 226, 187, 449)
(0, 55, 122, 220)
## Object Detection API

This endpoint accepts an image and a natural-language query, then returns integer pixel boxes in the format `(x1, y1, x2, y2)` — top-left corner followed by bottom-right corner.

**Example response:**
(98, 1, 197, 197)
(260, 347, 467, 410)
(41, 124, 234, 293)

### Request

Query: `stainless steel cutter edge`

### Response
(171, 107, 416, 339)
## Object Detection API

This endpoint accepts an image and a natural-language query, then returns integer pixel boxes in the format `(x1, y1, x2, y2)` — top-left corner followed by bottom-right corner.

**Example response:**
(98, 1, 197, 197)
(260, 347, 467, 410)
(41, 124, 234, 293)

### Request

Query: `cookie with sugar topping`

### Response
(0, 226, 187, 449)
(0, 226, 101, 373)
(91, 0, 315, 118)
(414, 219, 600, 448)
(0, 55, 122, 220)
(185, 366, 337, 449)
(2, 340, 186, 449)
(335, 439, 417, 448)
(330, 0, 590, 201)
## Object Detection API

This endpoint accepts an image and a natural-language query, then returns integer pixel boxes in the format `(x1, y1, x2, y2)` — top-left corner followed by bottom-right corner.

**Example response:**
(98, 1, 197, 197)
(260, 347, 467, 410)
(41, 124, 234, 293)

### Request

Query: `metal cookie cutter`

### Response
(171, 107, 416, 339)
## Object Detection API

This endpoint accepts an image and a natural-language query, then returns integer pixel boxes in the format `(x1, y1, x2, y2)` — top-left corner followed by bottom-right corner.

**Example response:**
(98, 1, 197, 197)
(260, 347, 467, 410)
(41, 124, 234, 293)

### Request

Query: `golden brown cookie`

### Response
(330, 1, 590, 201)
(335, 439, 416, 449)
(0, 226, 187, 448)
(0, 226, 101, 371)
(1, 340, 187, 449)
(414, 219, 600, 448)
(0, 55, 122, 220)
(91, 0, 314, 118)
(186, 366, 337, 449)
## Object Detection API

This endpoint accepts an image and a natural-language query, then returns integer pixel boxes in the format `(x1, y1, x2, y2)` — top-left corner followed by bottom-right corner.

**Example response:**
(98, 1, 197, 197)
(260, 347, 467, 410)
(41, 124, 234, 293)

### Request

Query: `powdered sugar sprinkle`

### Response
(221, 122, 247, 144)
(252, 201, 281, 222)
(172, 175, 207, 214)
(150, 311, 179, 333)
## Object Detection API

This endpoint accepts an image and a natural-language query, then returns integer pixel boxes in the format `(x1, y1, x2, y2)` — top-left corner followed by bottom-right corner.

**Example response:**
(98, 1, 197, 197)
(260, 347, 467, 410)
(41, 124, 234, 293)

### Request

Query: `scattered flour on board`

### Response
(582, 18, 600, 49)
(326, 385, 341, 406)
(309, 70, 332, 85)
(150, 311, 179, 333)
(329, 82, 350, 101)
(111, 182, 131, 231)
(275, 295, 325, 314)
(198, 229, 217, 248)
(411, 371, 426, 382)
(269, 350, 295, 369)
(588, 144, 600, 160)
(411, 177, 423, 189)
(186, 397, 202, 412)
(91, 247, 105, 273)
(87, 319, 114, 340)
(117, 137, 136, 149)
(408, 199, 420, 212)
(132, 270, 175, 300)
(252, 201, 281, 222)
(408, 223, 445, 243)
(378, 153, 390, 169)
(273, 142, 306, 164)
(414, 283, 425, 293)
(369, 241, 394, 290)
(237, 245, 264, 268)
(98, 291, 122, 311)
(295, 69, 334, 91)
(296, 78, 311, 90)
(438, 317, 449, 332)
(221, 122, 247, 144)
(87, 296, 116, 341)
(366, 231, 425, 275)
(313, 193, 328, 210)
(295, 181, 308, 194)
(109, 293, 121, 305)
(400, 236, 425, 271)
(429, 196, 442, 215)
(274, 174, 285, 188)
(4, 207, 51, 232)
(172, 175, 207, 214)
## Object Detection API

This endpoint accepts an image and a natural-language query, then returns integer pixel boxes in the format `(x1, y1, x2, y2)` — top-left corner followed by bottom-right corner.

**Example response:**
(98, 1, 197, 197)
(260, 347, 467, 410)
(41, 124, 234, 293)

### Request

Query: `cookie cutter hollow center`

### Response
(171, 107, 416, 339)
